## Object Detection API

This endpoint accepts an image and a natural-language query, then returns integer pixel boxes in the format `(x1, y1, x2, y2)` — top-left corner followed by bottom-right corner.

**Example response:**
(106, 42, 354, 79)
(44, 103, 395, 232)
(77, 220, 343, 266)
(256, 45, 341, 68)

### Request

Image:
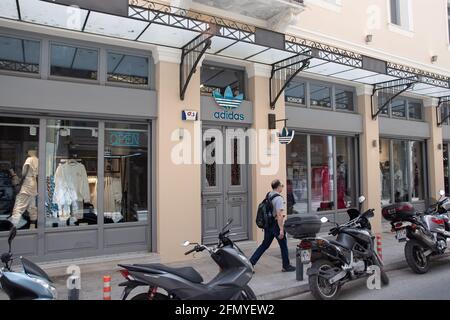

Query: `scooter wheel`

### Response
(130, 293, 170, 300)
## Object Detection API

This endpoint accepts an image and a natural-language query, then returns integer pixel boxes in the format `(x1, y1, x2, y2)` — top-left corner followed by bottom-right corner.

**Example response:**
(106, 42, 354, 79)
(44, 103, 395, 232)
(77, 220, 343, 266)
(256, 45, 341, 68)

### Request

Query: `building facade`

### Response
(0, 0, 449, 263)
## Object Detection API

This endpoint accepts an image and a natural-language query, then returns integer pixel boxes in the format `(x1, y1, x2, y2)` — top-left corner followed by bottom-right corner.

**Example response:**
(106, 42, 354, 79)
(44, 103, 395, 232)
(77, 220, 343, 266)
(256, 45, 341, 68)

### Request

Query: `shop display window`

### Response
(0, 117, 39, 231)
(444, 144, 449, 196)
(104, 123, 148, 223)
(380, 138, 425, 206)
(45, 119, 98, 228)
(336, 137, 356, 209)
(287, 134, 357, 217)
(410, 141, 424, 202)
(310, 84, 331, 108)
(311, 135, 335, 212)
(285, 80, 306, 105)
(393, 140, 409, 202)
(286, 134, 308, 214)
(379, 139, 392, 206)
(107, 52, 149, 86)
(50, 43, 98, 80)
(200, 64, 246, 98)
(0, 35, 40, 74)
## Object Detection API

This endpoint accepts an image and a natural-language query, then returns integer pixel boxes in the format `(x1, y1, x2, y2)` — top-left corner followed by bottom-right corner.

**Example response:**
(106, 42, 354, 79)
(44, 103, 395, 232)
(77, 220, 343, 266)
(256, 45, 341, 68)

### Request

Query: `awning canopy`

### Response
(2, 0, 450, 108)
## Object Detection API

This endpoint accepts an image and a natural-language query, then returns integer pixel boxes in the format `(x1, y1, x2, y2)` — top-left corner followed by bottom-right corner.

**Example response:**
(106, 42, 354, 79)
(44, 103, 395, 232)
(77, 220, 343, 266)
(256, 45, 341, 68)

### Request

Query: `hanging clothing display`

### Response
(89, 175, 123, 220)
(53, 161, 90, 217)
(104, 176, 122, 213)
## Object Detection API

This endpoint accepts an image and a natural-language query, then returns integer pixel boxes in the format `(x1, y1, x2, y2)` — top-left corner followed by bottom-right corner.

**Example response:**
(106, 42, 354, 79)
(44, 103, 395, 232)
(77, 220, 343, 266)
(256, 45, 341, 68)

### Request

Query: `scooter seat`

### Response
(134, 264, 204, 283)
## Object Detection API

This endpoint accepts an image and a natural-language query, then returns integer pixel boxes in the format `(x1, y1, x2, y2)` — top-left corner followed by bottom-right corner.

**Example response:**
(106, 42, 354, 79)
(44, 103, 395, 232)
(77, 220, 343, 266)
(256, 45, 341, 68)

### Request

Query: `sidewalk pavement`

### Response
(2, 230, 433, 300)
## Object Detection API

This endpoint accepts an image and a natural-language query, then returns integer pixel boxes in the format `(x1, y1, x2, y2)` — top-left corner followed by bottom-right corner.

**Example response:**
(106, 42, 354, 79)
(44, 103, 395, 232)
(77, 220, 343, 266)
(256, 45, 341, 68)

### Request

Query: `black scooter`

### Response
(0, 224, 57, 300)
(118, 219, 256, 300)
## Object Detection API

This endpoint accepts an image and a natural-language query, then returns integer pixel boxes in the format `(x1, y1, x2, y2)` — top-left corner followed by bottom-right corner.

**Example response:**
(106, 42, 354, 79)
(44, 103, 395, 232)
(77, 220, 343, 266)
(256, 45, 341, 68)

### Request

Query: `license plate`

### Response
(300, 249, 311, 264)
(396, 228, 407, 241)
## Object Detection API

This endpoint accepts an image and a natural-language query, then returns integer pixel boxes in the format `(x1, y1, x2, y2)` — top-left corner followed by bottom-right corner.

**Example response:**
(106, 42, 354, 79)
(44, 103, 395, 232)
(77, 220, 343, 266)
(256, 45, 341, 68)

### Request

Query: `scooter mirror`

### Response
(358, 196, 366, 204)
(182, 241, 190, 247)
(439, 190, 445, 196)
(320, 217, 328, 223)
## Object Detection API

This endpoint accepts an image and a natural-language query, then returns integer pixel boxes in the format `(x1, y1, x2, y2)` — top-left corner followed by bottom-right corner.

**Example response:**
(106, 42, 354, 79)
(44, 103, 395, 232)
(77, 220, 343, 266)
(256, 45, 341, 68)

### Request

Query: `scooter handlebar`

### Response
(184, 247, 197, 255)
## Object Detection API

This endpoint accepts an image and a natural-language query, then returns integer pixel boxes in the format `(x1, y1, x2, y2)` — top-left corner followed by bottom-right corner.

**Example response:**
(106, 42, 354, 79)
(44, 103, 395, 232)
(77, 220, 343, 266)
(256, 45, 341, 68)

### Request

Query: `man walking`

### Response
(250, 179, 295, 272)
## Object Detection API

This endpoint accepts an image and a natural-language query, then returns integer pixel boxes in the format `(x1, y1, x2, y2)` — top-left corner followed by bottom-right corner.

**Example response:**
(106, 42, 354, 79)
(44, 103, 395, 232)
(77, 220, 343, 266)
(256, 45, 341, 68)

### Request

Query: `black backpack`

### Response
(256, 192, 280, 229)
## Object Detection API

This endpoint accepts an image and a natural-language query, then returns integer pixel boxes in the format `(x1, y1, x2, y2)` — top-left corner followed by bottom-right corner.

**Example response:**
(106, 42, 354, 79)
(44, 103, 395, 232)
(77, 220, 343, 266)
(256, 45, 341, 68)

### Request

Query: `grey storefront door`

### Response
(201, 125, 249, 244)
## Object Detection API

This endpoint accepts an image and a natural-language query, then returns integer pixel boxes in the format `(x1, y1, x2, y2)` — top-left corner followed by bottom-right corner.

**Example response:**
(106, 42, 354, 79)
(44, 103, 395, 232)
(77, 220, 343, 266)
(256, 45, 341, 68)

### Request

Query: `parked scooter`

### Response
(118, 219, 256, 300)
(285, 196, 389, 300)
(0, 223, 57, 300)
(383, 190, 450, 274)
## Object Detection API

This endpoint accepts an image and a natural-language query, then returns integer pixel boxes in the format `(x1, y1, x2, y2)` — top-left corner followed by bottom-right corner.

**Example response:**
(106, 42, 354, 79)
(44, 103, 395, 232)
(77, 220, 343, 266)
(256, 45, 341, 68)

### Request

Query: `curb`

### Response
(258, 252, 450, 300)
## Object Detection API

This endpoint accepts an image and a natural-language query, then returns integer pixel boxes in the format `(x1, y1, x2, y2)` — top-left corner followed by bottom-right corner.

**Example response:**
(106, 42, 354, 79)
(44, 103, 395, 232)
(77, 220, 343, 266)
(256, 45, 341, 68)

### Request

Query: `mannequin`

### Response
(9, 149, 39, 229)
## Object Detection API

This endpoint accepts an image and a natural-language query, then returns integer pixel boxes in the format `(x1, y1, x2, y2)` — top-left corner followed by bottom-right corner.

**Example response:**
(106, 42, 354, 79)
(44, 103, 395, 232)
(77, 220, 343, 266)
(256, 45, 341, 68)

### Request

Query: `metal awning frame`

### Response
(1, 0, 450, 101)
(180, 30, 215, 100)
(371, 77, 419, 120)
(437, 96, 450, 126)
(270, 54, 312, 109)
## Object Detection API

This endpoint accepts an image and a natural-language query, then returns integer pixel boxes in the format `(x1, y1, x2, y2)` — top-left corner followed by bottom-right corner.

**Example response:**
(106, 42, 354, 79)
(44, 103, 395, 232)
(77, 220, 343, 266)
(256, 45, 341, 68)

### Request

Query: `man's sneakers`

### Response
(282, 265, 296, 272)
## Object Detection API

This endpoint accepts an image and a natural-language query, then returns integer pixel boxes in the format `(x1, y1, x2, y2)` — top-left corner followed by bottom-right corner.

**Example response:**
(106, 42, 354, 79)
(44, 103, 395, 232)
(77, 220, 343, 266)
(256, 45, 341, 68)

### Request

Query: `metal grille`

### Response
(270, 54, 311, 109)
(0, 60, 39, 74)
(107, 73, 148, 85)
(129, 0, 255, 37)
(388, 62, 450, 89)
(180, 32, 213, 100)
(286, 36, 362, 68)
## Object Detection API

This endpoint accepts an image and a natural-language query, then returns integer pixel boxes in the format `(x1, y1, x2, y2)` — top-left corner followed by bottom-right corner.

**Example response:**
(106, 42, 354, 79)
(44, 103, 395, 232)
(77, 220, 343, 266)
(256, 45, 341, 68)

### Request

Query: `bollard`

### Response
(67, 275, 80, 300)
(295, 246, 304, 281)
(103, 275, 112, 300)
(376, 234, 383, 261)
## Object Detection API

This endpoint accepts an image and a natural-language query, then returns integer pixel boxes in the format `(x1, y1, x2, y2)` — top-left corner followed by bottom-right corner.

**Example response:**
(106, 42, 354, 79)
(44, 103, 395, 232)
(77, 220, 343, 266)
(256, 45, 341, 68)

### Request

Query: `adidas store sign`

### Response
(212, 86, 245, 122)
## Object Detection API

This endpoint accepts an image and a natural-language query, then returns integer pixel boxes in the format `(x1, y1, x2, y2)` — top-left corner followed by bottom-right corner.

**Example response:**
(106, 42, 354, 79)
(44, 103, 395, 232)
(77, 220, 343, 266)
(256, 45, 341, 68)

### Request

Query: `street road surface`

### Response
(286, 257, 450, 300)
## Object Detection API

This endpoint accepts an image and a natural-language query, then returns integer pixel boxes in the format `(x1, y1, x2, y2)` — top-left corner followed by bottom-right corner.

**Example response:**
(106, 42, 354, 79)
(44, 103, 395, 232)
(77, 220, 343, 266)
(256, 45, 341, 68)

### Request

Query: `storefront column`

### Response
(247, 63, 287, 243)
(424, 98, 444, 202)
(357, 85, 382, 234)
(153, 47, 202, 262)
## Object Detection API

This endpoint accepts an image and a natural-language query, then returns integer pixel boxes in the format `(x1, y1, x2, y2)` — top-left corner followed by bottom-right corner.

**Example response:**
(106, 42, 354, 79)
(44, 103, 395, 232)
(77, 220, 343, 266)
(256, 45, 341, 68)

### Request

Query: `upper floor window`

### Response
(389, 0, 412, 31)
(50, 43, 98, 80)
(448, 1, 450, 43)
(390, 0, 401, 25)
(107, 52, 149, 86)
(0, 35, 40, 74)
(200, 64, 246, 99)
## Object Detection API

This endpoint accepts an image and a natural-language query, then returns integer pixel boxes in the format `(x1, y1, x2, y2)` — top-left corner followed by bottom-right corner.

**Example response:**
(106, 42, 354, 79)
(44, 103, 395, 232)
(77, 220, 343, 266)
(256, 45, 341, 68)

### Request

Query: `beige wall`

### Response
(155, 56, 202, 263)
(294, 0, 450, 72)
(425, 101, 445, 202)
(357, 88, 382, 234)
(247, 64, 287, 243)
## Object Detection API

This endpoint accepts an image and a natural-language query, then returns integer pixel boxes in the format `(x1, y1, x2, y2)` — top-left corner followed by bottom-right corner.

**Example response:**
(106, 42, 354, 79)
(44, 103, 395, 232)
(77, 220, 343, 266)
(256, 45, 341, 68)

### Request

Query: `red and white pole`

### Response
(376, 234, 383, 261)
(103, 275, 112, 300)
